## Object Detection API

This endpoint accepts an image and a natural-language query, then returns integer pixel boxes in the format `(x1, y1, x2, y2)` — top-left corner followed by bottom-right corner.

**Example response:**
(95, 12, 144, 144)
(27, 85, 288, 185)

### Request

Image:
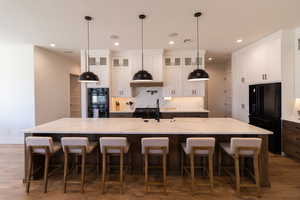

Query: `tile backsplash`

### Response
(111, 87, 205, 111)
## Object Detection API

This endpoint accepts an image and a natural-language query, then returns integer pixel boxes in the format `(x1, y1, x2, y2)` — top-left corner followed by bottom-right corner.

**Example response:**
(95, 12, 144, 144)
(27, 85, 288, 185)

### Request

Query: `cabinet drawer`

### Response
(283, 120, 300, 133)
(284, 128, 300, 146)
(283, 142, 300, 160)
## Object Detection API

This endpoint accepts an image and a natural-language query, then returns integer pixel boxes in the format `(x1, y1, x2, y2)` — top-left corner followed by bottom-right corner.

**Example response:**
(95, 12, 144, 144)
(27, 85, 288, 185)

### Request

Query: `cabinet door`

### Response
(111, 67, 131, 97)
(88, 65, 110, 88)
(247, 45, 267, 84)
(181, 66, 205, 97)
(266, 38, 281, 82)
(163, 67, 182, 97)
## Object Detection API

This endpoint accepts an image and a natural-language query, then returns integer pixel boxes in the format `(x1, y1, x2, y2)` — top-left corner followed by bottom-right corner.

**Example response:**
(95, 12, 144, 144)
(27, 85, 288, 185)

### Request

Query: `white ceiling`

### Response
(1, 0, 300, 62)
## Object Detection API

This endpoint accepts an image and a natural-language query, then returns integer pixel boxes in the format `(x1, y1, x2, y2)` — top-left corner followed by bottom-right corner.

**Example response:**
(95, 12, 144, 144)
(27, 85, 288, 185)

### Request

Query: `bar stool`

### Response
(141, 137, 169, 193)
(100, 137, 130, 194)
(219, 137, 261, 196)
(61, 137, 98, 193)
(181, 137, 215, 193)
(25, 136, 61, 193)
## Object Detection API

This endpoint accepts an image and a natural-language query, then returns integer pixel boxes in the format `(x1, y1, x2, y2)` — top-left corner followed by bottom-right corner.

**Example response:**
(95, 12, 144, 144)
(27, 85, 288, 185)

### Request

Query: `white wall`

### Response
(34, 47, 80, 125)
(205, 62, 226, 117)
(0, 44, 35, 144)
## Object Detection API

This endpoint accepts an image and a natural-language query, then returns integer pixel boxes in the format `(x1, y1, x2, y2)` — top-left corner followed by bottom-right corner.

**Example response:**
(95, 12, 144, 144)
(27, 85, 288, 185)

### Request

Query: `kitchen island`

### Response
(24, 117, 272, 186)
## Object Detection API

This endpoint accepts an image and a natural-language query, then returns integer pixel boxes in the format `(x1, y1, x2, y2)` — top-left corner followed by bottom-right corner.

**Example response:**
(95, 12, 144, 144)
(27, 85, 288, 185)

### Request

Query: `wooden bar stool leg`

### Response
(218, 148, 222, 176)
(253, 155, 261, 197)
(190, 153, 195, 193)
(81, 152, 86, 193)
(234, 155, 240, 194)
(208, 154, 214, 190)
(26, 149, 33, 193)
(144, 152, 149, 192)
(44, 153, 50, 193)
(101, 152, 106, 194)
(163, 152, 167, 193)
(63, 152, 68, 193)
(180, 149, 184, 177)
(120, 150, 124, 194)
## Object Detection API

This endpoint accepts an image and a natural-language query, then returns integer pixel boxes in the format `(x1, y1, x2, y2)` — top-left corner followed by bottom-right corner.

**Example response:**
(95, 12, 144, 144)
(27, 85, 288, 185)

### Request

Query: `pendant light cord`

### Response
(141, 17, 144, 71)
(87, 19, 90, 72)
(196, 15, 200, 69)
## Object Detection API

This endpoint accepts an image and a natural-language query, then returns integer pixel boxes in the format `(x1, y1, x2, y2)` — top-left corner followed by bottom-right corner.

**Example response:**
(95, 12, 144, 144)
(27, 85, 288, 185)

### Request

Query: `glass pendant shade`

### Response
(132, 70, 153, 81)
(79, 71, 99, 82)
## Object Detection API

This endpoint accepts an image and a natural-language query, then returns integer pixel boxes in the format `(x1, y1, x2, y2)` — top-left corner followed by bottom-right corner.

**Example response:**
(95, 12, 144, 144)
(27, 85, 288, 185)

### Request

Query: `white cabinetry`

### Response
(130, 50, 164, 82)
(111, 55, 132, 97)
(231, 31, 283, 122)
(181, 65, 205, 97)
(81, 50, 111, 88)
(238, 33, 282, 85)
(163, 57, 182, 97)
(163, 50, 206, 97)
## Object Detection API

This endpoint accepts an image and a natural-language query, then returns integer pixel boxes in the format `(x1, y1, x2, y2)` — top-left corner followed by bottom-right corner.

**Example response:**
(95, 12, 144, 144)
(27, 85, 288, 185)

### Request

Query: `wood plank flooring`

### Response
(0, 145, 300, 200)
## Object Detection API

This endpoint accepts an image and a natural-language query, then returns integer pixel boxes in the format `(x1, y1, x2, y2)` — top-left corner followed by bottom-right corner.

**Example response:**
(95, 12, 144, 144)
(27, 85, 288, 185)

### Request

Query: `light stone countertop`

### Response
(24, 117, 272, 135)
(284, 117, 300, 124)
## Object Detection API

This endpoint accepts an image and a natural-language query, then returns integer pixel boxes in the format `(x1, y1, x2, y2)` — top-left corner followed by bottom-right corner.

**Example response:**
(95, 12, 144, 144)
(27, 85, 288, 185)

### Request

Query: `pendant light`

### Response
(132, 14, 153, 82)
(188, 12, 209, 81)
(79, 16, 99, 83)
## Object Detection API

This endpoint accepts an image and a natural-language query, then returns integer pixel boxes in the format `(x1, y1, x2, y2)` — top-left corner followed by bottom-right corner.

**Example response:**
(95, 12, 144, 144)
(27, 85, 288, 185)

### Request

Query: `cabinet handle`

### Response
(262, 74, 264, 80)
(265, 74, 267, 80)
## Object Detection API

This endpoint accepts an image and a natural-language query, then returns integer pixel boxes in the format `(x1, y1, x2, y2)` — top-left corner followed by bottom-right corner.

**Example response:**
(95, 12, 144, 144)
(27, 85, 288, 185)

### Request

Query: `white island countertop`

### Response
(24, 118, 272, 135)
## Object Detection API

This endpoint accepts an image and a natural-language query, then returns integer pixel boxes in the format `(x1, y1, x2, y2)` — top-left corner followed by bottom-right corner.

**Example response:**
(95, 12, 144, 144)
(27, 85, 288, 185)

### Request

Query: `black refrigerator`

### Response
(87, 88, 109, 118)
(249, 82, 281, 154)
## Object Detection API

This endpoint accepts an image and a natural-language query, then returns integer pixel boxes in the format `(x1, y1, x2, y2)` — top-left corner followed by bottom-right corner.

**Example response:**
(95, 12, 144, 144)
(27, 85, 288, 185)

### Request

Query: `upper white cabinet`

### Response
(236, 32, 282, 85)
(81, 49, 111, 88)
(163, 57, 182, 97)
(111, 53, 132, 97)
(231, 31, 285, 122)
(163, 50, 206, 97)
(130, 49, 164, 82)
(181, 65, 205, 97)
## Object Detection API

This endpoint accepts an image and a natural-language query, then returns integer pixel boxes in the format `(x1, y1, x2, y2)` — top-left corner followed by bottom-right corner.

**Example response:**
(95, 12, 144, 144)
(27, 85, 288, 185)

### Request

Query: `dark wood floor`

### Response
(0, 145, 300, 200)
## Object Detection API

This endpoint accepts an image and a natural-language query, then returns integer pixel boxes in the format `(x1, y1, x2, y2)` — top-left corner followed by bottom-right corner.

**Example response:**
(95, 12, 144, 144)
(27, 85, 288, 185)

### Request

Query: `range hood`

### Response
(130, 81, 163, 88)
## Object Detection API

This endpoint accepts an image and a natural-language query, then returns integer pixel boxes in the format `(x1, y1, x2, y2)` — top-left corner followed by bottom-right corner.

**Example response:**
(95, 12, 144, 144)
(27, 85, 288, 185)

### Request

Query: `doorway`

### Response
(70, 74, 81, 117)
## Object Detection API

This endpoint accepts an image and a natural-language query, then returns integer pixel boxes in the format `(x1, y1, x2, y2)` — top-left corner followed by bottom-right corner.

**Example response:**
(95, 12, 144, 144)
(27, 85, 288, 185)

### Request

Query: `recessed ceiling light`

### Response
(50, 43, 56, 47)
(114, 42, 119, 46)
(236, 39, 243, 43)
(208, 57, 213, 61)
(169, 41, 175, 45)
